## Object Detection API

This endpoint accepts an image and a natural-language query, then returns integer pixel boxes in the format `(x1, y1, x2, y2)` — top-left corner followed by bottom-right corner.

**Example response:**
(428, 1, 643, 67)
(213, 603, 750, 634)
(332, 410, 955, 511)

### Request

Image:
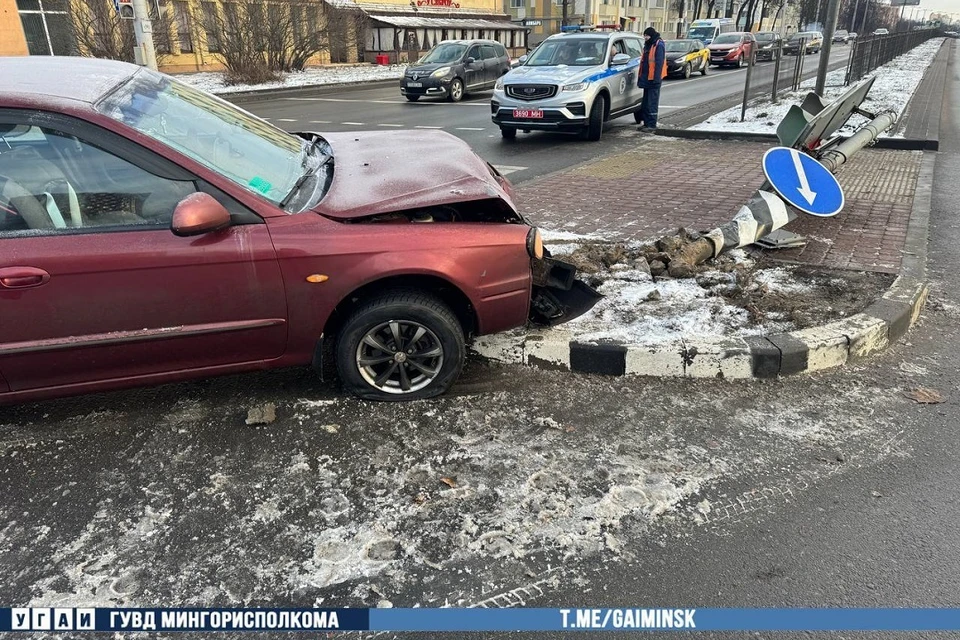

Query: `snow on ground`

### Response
(692, 38, 946, 137)
(174, 64, 407, 95)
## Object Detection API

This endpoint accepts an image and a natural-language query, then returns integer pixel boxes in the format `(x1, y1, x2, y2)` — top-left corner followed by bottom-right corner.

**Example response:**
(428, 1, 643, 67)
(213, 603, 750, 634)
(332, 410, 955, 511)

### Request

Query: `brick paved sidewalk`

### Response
(515, 136, 921, 275)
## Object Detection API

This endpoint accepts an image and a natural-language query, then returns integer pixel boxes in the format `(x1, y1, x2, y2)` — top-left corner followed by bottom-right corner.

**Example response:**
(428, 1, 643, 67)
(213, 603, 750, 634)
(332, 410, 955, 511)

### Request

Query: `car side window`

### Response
(481, 45, 497, 60)
(626, 38, 643, 58)
(0, 123, 195, 237)
(495, 43, 506, 58)
(466, 46, 481, 61)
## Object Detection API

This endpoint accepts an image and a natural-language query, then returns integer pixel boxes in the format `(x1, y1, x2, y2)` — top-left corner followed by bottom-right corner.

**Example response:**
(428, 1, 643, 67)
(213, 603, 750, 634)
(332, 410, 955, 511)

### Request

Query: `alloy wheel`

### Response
(355, 320, 444, 394)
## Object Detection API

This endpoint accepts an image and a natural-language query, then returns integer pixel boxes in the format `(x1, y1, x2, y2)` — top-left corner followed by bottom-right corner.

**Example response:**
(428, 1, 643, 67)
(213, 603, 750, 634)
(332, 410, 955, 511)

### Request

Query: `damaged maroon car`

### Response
(0, 57, 598, 403)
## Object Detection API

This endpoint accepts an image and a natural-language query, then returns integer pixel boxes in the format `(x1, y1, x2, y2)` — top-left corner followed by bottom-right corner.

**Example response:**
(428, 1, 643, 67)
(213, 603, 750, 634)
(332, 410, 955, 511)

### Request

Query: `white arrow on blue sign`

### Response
(761, 146, 845, 217)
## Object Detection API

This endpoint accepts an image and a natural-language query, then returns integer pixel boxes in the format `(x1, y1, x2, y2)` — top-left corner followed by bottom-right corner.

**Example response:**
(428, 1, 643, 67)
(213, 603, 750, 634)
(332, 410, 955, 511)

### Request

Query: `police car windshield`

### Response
(525, 38, 606, 66)
(419, 43, 468, 64)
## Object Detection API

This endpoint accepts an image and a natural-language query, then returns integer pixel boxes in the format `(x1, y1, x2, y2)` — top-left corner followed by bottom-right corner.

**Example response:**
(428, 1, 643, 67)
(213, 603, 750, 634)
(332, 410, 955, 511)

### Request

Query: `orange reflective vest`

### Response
(644, 40, 668, 82)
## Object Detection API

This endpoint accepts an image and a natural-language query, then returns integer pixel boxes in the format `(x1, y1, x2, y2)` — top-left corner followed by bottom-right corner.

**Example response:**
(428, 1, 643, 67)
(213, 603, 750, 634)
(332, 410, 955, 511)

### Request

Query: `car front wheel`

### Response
(335, 291, 464, 401)
(501, 126, 517, 140)
(683, 63, 692, 79)
(736, 54, 743, 68)
(701, 59, 708, 75)
(405, 95, 420, 102)
(584, 94, 605, 141)
(448, 78, 465, 102)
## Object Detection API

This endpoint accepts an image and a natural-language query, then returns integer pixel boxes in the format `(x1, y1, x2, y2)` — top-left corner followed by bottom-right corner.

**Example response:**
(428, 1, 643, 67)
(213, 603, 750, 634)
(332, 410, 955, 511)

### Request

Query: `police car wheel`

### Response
(584, 95, 605, 141)
(405, 95, 420, 102)
(500, 126, 517, 140)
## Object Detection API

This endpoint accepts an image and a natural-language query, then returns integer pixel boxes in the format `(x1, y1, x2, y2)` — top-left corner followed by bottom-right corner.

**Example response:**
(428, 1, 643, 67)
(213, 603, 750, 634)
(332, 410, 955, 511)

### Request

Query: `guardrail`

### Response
(845, 29, 941, 85)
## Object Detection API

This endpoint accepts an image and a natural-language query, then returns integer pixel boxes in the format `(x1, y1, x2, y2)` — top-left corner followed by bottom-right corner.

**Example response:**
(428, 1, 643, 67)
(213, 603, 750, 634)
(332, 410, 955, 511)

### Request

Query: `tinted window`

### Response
(481, 45, 497, 60)
(625, 38, 643, 57)
(420, 43, 468, 63)
(466, 46, 481, 60)
(495, 43, 506, 57)
(712, 34, 742, 44)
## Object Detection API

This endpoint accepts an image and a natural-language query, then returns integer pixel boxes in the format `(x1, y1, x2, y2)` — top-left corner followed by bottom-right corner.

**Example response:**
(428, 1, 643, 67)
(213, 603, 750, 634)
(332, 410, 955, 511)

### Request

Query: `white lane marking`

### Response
(341, 122, 365, 125)
(286, 98, 406, 104)
(456, 127, 486, 131)
(275, 118, 297, 122)
(309, 120, 331, 124)
(493, 165, 527, 175)
(377, 123, 404, 127)
(415, 125, 444, 129)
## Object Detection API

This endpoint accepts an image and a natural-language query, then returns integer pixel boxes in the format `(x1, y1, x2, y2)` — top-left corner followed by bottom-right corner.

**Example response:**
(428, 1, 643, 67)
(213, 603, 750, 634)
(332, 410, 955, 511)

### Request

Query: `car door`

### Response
(623, 37, 645, 107)
(481, 44, 499, 87)
(0, 112, 287, 393)
(463, 44, 484, 90)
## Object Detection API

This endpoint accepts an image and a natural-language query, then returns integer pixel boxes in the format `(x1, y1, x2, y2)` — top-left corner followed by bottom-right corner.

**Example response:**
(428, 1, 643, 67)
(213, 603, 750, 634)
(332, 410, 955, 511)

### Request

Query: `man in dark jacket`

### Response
(638, 27, 667, 130)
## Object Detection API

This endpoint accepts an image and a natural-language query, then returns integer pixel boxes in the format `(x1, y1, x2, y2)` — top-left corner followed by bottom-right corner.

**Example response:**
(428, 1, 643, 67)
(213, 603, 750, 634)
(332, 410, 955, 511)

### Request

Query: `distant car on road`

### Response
(848, 32, 859, 40)
(783, 31, 823, 55)
(707, 32, 756, 67)
(944, 31, 959, 39)
(492, 31, 647, 141)
(832, 29, 850, 44)
(665, 39, 710, 78)
(873, 28, 890, 35)
(0, 57, 596, 404)
(753, 31, 783, 61)
(401, 40, 510, 103)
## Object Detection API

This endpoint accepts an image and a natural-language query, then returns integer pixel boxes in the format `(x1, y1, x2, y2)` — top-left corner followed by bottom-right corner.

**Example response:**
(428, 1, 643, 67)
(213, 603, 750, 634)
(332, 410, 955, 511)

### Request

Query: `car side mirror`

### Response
(171, 192, 231, 237)
(518, 54, 528, 64)
(611, 53, 630, 66)
(464, 56, 476, 65)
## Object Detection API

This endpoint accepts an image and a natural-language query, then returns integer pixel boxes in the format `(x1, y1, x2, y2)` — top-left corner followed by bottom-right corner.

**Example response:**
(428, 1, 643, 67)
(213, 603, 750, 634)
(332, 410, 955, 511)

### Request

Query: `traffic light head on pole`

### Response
(117, 0, 135, 19)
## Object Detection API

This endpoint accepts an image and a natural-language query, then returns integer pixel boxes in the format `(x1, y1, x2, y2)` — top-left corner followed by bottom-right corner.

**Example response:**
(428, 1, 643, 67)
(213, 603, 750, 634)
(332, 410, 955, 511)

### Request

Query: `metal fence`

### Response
(736, 40, 811, 122)
(845, 29, 941, 85)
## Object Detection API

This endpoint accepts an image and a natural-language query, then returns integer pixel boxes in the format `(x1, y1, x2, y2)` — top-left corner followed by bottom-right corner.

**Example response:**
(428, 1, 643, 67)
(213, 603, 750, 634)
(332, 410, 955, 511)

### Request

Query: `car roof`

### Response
(547, 32, 624, 41)
(0, 56, 140, 105)
(437, 39, 503, 45)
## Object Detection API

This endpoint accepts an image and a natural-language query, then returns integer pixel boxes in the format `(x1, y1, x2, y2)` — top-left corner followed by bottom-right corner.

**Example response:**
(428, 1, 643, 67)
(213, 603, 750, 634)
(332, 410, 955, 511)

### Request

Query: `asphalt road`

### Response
(235, 46, 852, 184)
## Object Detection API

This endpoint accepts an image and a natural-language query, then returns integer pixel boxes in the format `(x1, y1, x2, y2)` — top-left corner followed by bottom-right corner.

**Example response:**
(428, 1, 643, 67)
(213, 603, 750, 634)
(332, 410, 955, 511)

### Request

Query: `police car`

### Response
(491, 28, 645, 142)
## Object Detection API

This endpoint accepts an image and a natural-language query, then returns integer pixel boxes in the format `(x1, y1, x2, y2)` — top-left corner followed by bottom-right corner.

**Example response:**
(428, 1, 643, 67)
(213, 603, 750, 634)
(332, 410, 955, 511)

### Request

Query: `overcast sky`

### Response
(920, 0, 959, 16)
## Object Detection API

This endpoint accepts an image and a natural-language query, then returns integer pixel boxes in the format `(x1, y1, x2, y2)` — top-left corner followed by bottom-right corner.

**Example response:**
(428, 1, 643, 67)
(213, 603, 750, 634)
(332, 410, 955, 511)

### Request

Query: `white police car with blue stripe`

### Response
(492, 31, 646, 142)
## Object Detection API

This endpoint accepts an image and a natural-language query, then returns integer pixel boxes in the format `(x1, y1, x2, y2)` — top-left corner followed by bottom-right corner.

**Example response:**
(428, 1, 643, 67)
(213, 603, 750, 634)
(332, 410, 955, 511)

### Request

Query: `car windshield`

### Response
(418, 43, 467, 64)
(524, 38, 606, 66)
(755, 33, 775, 41)
(712, 34, 741, 44)
(665, 41, 691, 52)
(97, 69, 325, 209)
(687, 27, 715, 40)
(790, 32, 818, 40)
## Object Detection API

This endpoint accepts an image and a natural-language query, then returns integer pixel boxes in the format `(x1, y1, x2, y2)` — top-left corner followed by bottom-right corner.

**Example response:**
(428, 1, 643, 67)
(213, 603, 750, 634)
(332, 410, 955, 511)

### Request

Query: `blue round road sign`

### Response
(762, 147, 845, 217)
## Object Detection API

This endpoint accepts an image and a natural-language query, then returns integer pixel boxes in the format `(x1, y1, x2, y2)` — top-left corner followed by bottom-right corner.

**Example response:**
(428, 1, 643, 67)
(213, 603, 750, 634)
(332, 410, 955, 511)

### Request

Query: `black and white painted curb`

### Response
(472, 152, 933, 380)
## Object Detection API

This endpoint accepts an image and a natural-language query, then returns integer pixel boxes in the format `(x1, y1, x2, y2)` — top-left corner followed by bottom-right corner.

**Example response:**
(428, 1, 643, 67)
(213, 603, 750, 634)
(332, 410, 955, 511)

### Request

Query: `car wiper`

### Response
(280, 136, 332, 209)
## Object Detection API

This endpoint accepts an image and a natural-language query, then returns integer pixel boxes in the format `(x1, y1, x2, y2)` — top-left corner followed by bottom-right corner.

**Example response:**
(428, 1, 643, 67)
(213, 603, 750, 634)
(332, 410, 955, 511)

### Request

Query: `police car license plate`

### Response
(407, 82, 422, 87)
(513, 109, 543, 119)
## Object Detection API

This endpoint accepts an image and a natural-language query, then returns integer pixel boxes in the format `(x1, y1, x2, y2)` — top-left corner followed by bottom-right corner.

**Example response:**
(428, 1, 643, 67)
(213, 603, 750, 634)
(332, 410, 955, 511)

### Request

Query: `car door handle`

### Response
(0, 267, 51, 289)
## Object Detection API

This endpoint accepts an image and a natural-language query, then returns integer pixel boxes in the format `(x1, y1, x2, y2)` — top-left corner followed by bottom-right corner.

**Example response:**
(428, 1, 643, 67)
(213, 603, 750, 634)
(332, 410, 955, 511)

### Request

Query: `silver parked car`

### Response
(491, 31, 646, 141)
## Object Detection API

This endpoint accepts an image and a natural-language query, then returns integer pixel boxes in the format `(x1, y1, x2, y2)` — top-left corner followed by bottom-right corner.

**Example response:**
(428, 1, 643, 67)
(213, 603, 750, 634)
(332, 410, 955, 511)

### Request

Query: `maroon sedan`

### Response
(708, 32, 756, 68)
(0, 57, 596, 403)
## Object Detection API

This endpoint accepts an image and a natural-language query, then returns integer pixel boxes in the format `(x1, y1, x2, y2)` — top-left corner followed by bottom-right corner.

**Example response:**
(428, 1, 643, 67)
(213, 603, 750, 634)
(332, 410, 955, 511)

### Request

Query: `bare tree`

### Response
(196, 0, 328, 85)
(69, 0, 172, 65)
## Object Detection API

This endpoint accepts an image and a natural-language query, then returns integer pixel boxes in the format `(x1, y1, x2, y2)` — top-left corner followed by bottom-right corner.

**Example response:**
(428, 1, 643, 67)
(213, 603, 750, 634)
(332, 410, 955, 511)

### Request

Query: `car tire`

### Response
(736, 54, 743, 68)
(584, 94, 605, 141)
(335, 291, 464, 401)
(405, 95, 420, 102)
(448, 78, 464, 102)
(701, 59, 708, 75)
(500, 126, 517, 140)
(683, 63, 692, 79)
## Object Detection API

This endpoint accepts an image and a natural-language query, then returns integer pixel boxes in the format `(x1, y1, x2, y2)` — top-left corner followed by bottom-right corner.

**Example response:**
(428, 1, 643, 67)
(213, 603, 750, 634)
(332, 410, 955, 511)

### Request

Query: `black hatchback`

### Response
(401, 40, 511, 102)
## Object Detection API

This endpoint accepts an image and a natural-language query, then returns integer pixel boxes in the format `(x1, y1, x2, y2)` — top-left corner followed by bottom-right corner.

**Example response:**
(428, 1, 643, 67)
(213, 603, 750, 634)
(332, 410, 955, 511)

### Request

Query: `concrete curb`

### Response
(471, 151, 933, 379)
(214, 78, 401, 104)
(654, 128, 939, 151)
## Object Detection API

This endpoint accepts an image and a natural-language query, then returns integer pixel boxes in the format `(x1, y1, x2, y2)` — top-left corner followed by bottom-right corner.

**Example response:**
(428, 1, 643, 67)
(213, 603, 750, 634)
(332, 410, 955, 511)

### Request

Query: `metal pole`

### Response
(771, 37, 782, 101)
(819, 110, 898, 172)
(131, 0, 158, 70)
(741, 47, 755, 121)
(850, 0, 861, 33)
(814, 0, 840, 95)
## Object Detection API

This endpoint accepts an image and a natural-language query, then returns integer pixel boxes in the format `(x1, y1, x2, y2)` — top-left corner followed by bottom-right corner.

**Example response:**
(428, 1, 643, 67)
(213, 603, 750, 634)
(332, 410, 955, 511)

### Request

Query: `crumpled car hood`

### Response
(311, 130, 516, 220)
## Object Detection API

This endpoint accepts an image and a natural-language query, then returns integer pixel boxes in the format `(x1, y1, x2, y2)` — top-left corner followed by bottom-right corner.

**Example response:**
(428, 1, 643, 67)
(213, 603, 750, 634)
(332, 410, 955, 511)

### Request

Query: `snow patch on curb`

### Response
(174, 64, 408, 95)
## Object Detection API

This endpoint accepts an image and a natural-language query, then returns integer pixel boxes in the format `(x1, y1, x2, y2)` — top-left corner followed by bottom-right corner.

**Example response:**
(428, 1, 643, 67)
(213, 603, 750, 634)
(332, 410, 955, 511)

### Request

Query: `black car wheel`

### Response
(683, 63, 692, 79)
(335, 291, 464, 401)
(500, 126, 517, 140)
(584, 94, 605, 141)
(448, 78, 465, 102)
(736, 54, 744, 68)
(405, 95, 420, 102)
(700, 59, 708, 75)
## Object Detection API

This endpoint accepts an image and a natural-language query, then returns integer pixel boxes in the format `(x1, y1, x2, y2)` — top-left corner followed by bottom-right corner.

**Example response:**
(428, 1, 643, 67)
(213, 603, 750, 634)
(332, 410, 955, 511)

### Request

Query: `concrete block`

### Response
(570, 343, 626, 376)
(526, 332, 573, 370)
(789, 325, 849, 372)
(683, 337, 753, 379)
(841, 314, 890, 360)
(744, 336, 780, 378)
(624, 340, 686, 377)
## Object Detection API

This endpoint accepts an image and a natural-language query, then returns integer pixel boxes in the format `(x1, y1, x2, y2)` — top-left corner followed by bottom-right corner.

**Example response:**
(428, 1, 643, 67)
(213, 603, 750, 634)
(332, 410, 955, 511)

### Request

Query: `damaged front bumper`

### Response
(529, 255, 603, 326)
